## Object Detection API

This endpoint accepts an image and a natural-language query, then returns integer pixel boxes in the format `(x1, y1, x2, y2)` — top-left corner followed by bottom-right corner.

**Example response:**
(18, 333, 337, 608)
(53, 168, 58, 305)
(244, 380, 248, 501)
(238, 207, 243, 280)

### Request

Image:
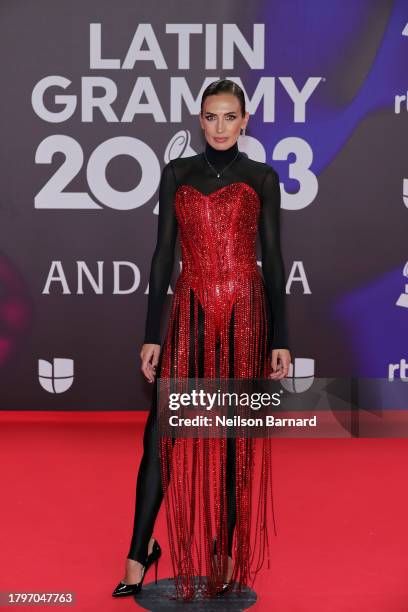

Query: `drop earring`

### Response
(240, 127, 246, 136)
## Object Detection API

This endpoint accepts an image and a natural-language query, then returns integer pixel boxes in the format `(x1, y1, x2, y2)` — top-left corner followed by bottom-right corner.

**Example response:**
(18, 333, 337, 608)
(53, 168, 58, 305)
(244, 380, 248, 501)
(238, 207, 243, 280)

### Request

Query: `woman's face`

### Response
(200, 93, 249, 150)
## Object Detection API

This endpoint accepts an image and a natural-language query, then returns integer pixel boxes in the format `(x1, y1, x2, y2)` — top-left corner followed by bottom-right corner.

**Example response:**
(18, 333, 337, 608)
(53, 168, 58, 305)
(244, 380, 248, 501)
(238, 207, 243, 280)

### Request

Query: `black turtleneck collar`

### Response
(204, 140, 239, 171)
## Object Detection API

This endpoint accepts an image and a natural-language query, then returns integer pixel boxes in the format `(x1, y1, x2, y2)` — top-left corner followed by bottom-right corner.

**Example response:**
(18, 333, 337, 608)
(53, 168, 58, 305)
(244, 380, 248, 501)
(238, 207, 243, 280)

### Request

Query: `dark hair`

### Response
(200, 79, 246, 117)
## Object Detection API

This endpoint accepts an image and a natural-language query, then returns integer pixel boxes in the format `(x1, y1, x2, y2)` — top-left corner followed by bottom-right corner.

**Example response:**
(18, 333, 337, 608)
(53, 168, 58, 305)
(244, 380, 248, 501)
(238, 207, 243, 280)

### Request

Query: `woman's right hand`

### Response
(140, 343, 161, 383)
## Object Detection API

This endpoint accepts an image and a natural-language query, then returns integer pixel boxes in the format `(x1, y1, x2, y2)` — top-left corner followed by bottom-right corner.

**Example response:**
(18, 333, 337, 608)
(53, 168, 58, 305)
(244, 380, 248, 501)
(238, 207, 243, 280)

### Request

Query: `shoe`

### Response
(112, 539, 162, 597)
(216, 582, 234, 596)
(212, 538, 233, 596)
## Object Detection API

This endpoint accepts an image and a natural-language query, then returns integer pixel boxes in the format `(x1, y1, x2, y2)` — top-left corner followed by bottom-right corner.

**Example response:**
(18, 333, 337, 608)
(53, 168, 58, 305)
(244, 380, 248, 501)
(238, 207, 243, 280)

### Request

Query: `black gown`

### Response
(127, 140, 289, 599)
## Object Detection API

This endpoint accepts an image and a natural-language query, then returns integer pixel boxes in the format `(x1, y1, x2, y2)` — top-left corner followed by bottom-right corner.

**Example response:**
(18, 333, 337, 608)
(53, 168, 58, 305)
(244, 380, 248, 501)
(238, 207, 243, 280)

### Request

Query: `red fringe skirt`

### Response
(157, 269, 276, 600)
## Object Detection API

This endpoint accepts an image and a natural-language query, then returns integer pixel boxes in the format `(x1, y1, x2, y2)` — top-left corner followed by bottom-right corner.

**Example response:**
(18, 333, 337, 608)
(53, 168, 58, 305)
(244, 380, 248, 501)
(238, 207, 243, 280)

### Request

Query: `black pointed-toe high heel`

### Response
(112, 539, 162, 597)
(212, 538, 233, 596)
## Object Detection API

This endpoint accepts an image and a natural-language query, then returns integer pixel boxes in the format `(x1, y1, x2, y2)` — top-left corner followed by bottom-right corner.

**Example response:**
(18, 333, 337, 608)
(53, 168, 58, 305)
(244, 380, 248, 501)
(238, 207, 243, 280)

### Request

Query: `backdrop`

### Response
(0, 0, 406, 409)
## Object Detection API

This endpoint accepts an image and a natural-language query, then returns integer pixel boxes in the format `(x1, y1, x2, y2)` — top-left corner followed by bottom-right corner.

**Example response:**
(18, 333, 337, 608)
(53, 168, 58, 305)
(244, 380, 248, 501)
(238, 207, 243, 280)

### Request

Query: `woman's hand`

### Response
(269, 348, 291, 380)
(140, 343, 161, 383)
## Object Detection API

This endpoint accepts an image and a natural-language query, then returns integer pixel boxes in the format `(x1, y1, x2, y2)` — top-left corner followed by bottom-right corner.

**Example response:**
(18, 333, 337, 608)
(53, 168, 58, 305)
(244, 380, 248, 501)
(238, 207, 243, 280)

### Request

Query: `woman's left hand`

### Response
(269, 348, 291, 379)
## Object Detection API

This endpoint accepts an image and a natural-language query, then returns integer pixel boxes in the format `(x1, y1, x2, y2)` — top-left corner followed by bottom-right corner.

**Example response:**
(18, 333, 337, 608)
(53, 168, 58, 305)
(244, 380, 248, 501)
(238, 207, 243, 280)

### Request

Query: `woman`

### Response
(112, 78, 291, 601)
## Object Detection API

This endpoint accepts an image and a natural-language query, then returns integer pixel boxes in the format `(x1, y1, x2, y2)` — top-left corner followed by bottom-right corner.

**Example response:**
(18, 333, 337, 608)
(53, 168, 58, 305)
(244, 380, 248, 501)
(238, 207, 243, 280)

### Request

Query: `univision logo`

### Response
(38, 358, 74, 393)
(281, 357, 315, 393)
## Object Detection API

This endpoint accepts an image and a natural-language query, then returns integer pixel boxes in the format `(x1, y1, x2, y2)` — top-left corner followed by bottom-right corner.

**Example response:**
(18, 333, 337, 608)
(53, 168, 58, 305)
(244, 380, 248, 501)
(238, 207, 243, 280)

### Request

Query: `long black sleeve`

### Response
(258, 168, 290, 350)
(143, 161, 178, 345)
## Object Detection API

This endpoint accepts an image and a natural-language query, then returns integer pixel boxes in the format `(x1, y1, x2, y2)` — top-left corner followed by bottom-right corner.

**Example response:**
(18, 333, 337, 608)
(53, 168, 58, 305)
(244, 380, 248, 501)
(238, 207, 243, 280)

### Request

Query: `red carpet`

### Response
(1, 411, 408, 611)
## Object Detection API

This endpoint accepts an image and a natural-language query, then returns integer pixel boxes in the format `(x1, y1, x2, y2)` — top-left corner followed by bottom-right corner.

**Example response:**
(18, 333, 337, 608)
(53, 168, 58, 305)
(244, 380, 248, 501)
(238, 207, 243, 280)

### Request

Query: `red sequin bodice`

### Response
(173, 182, 263, 339)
